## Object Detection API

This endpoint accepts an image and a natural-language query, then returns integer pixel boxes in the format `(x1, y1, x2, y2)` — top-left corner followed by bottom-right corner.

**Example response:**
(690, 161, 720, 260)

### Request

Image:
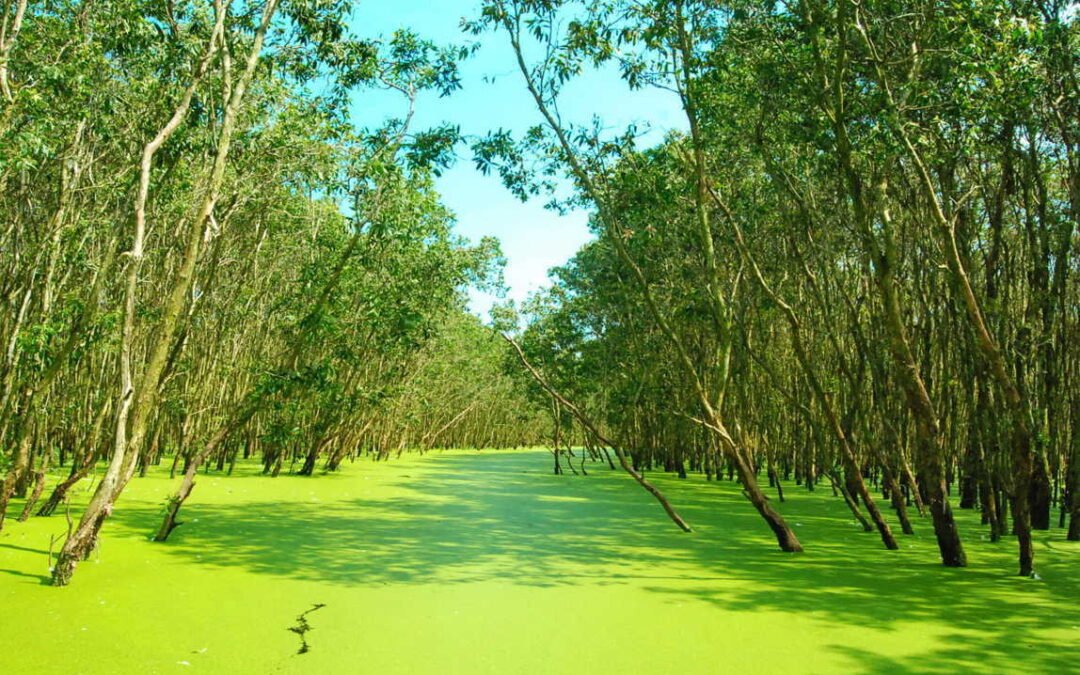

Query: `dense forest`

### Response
(475, 0, 1079, 579)
(0, 0, 1076, 614)
(0, 0, 551, 586)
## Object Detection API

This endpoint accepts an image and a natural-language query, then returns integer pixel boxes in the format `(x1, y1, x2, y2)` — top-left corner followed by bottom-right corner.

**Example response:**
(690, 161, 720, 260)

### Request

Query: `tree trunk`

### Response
(883, 465, 914, 535)
(17, 468, 46, 522)
(0, 432, 31, 530)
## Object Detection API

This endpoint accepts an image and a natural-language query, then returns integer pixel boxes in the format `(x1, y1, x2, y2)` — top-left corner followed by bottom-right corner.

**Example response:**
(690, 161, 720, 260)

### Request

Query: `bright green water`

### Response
(1, 449, 1077, 673)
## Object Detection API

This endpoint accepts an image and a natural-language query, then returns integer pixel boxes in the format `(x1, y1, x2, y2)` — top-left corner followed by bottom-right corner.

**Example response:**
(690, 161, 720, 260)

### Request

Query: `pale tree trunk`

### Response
(152, 63, 427, 541)
(51, 1, 241, 585)
(0, 0, 28, 101)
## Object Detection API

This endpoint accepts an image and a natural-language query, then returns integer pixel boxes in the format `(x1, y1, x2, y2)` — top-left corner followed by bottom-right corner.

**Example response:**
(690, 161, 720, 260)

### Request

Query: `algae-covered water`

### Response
(1, 449, 1077, 674)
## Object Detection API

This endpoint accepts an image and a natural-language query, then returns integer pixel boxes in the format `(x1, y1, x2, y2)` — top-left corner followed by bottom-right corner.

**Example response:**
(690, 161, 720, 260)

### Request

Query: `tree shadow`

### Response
(98, 450, 1078, 672)
(0, 566, 51, 584)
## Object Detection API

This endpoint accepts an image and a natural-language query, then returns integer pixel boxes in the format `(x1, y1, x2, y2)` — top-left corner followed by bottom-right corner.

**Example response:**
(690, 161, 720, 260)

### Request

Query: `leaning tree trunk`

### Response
(862, 36, 1035, 574)
(18, 472, 45, 522)
(882, 465, 914, 535)
(503, 334, 692, 533)
(17, 447, 49, 521)
(155, 399, 263, 541)
(0, 431, 31, 530)
(53, 0, 275, 586)
(732, 450, 803, 552)
(733, 219, 898, 550)
(875, 240, 966, 566)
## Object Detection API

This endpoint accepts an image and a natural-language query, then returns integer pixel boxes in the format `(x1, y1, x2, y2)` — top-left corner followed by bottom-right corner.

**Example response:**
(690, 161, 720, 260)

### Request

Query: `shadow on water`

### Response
(94, 451, 1077, 672)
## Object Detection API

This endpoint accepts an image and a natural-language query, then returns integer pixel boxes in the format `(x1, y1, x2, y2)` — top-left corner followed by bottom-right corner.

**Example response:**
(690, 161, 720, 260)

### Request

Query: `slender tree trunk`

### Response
(17, 459, 47, 521)
(504, 334, 692, 533)
(882, 465, 914, 535)
(52, 0, 273, 585)
(0, 428, 31, 529)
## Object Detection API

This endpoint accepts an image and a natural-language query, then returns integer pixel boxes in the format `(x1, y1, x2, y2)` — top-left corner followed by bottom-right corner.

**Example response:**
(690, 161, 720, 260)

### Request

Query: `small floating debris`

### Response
(288, 603, 327, 655)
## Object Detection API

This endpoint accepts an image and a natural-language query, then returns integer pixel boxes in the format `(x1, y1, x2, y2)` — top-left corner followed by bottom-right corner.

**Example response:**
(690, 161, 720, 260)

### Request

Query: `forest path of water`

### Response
(1, 449, 1077, 674)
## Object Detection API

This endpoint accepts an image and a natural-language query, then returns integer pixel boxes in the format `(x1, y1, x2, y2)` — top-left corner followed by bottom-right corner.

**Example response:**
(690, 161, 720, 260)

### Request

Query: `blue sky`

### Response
(349, 1, 686, 317)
